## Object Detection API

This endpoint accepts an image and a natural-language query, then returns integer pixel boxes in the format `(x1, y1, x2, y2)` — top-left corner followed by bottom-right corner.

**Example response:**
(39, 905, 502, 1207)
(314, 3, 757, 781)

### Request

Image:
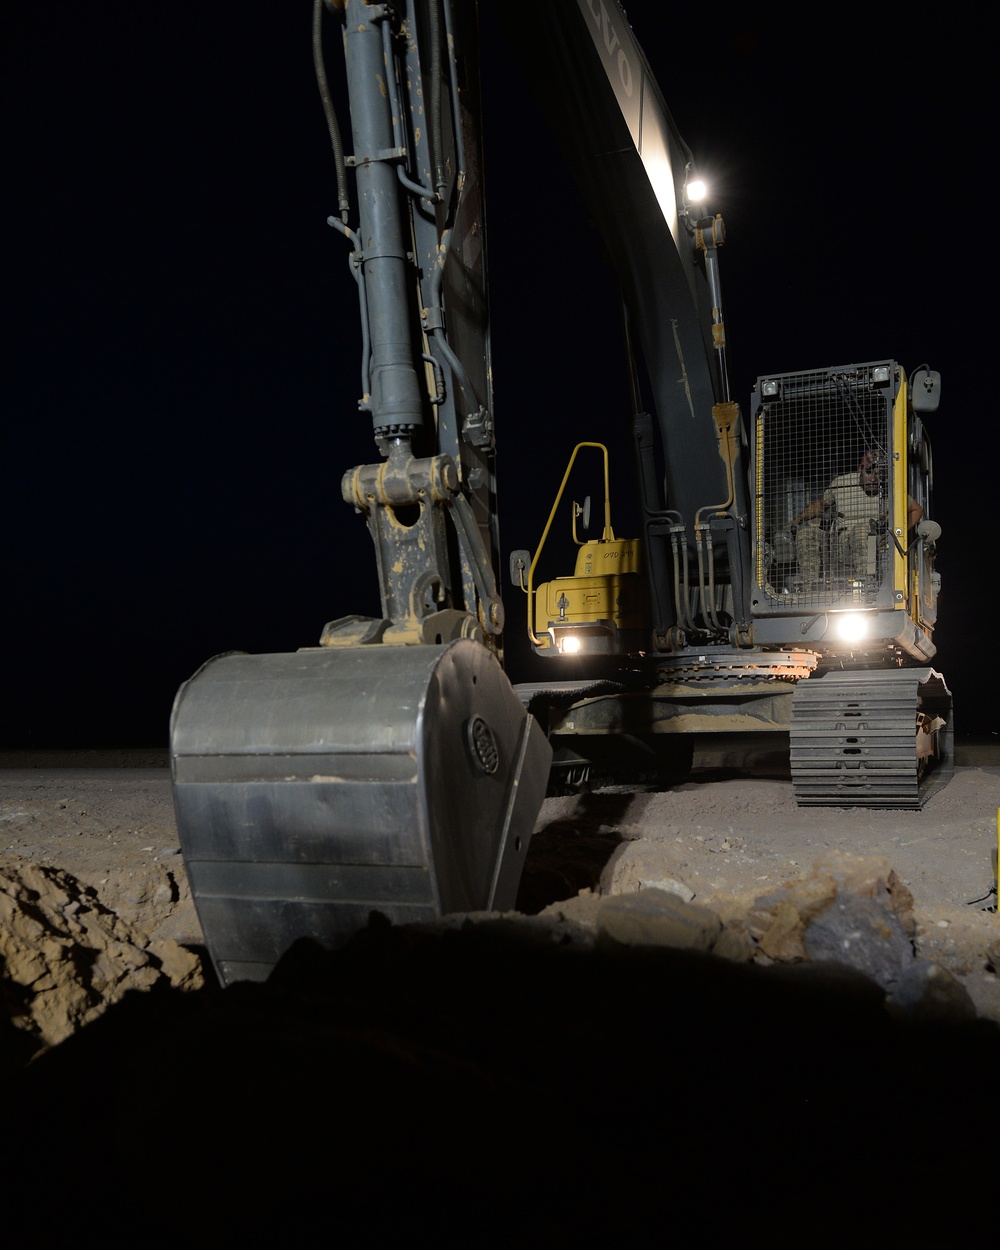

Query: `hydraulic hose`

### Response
(312, 0, 350, 223)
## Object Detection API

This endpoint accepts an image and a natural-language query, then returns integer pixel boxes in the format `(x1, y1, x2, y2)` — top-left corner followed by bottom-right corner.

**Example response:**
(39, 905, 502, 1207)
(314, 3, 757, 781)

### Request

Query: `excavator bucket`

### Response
(171, 640, 551, 985)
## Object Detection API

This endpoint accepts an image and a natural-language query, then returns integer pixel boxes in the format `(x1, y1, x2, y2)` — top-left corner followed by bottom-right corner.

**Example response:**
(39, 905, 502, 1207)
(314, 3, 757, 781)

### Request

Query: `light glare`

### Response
(686, 178, 707, 203)
(835, 613, 868, 643)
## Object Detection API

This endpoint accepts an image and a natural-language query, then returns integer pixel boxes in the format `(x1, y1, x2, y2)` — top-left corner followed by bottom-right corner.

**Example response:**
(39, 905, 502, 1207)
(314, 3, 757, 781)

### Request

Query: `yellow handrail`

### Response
(526, 442, 614, 646)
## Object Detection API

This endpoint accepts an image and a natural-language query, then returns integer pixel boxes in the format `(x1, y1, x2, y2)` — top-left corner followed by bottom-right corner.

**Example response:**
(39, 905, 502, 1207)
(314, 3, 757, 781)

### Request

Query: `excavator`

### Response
(170, 0, 951, 986)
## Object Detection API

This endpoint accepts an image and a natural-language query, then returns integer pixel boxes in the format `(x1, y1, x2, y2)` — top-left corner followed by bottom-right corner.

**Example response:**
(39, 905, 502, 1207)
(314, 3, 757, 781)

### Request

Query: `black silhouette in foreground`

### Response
(5, 918, 998, 1241)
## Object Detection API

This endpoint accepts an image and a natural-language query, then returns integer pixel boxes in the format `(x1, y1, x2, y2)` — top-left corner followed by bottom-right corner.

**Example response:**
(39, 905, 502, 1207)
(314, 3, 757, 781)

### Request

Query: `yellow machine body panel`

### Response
(533, 538, 649, 654)
(891, 375, 909, 605)
(572, 537, 644, 578)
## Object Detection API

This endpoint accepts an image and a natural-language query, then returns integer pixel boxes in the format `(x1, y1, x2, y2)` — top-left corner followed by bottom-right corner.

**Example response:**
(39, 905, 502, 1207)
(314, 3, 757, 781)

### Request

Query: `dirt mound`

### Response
(0, 860, 203, 1061)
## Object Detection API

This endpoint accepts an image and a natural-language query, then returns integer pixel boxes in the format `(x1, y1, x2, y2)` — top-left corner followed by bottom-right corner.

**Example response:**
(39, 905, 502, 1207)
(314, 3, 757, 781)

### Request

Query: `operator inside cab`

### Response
(792, 450, 923, 587)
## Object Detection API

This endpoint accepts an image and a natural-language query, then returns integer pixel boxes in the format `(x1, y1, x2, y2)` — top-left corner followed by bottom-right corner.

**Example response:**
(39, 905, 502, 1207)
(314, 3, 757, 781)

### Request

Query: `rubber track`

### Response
(790, 668, 953, 808)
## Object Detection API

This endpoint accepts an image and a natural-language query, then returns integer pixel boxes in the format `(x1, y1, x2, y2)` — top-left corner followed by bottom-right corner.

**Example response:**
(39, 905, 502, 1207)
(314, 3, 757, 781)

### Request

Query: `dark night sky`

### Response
(3, 2, 988, 746)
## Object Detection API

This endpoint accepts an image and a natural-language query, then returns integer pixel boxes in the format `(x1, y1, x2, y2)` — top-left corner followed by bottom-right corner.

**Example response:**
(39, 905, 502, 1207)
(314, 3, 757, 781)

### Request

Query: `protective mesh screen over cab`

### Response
(753, 363, 894, 611)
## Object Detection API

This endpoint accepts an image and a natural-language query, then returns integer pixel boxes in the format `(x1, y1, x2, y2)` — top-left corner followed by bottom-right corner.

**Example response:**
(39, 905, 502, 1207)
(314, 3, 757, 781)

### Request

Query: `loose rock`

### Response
(603, 839, 695, 902)
(748, 852, 917, 966)
(596, 887, 722, 952)
(804, 894, 914, 990)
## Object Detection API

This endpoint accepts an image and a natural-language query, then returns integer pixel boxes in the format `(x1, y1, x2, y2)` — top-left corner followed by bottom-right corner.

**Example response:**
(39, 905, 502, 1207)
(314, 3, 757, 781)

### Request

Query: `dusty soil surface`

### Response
(2, 738, 997, 1050)
(2, 742, 998, 1237)
(529, 745, 1000, 1021)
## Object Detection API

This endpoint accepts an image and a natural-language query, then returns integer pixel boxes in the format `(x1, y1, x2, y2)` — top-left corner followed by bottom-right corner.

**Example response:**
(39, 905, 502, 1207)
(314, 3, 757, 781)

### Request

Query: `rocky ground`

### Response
(528, 744, 1000, 1022)
(4, 738, 997, 1052)
(2, 741, 998, 1235)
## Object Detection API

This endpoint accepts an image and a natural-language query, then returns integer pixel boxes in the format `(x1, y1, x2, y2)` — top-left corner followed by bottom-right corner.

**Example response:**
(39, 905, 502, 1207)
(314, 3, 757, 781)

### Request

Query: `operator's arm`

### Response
(793, 497, 826, 527)
(907, 496, 923, 531)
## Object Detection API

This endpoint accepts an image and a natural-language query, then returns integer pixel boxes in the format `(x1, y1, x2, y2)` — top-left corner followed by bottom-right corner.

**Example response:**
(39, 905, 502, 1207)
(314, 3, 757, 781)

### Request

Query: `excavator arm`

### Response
(171, 0, 553, 986)
(323, 0, 500, 647)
